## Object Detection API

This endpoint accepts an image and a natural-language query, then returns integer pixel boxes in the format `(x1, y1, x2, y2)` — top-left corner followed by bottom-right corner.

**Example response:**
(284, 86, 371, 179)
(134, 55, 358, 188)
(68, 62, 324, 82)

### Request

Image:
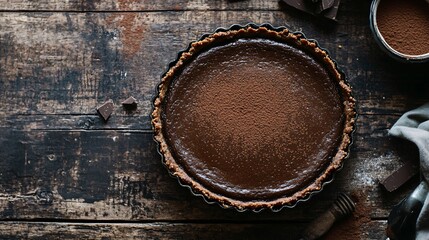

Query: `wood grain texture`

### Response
(0, 115, 419, 221)
(1, 0, 429, 239)
(0, 221, 388, 240)
(2, 0, 279, 11)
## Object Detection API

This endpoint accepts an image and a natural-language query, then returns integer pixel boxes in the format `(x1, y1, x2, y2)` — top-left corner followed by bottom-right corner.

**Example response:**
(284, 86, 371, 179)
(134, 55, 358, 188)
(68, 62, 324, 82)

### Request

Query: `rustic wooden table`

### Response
(1, 0, 428, 239)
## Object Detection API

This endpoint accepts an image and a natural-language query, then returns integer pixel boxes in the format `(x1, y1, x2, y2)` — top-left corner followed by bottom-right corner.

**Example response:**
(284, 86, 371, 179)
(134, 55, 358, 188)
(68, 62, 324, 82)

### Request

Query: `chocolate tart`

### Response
(152, 24, 356, 211)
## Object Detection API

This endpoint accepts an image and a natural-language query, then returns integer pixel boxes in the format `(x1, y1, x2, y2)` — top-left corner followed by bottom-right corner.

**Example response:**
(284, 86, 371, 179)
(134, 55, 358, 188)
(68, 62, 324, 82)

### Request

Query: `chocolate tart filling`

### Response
(152, 26, 355, 210)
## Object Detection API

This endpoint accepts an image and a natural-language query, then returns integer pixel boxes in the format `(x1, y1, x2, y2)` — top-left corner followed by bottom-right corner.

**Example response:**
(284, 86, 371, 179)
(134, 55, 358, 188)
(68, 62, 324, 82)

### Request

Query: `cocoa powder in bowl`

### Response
(376, 0, 429, 56)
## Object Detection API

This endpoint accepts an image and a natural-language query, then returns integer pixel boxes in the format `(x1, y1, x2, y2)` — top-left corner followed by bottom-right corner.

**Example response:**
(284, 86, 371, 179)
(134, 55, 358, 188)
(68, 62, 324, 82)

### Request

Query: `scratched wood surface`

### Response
(1, 0, 429, 239)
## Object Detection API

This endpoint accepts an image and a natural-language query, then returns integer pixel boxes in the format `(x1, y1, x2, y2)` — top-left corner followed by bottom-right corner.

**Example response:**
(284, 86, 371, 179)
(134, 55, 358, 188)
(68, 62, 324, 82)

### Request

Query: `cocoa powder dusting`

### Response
(322, 190, 372, 240)
(153, 26, 356, 209)
(164, 39, 344, 200)
(377, 0, 429, 56)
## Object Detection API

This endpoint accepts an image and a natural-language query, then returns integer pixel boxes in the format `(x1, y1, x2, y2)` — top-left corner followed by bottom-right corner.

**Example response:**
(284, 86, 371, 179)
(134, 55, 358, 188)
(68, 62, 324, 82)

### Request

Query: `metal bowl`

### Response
(369, 0, 429, 63)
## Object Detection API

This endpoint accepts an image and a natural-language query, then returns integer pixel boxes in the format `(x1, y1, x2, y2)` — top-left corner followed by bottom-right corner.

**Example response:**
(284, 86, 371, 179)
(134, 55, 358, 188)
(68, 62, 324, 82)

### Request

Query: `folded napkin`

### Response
(389, 103, 429, 239)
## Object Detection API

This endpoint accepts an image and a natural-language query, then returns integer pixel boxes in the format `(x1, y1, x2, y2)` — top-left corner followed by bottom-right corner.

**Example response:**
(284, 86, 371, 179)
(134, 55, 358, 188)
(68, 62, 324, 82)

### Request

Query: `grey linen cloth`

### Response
(389, 103, 429, 239)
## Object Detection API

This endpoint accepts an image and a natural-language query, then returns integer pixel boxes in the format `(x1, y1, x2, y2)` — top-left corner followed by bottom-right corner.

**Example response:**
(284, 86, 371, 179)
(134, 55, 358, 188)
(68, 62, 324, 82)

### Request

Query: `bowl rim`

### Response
(369, 0, 429, 63)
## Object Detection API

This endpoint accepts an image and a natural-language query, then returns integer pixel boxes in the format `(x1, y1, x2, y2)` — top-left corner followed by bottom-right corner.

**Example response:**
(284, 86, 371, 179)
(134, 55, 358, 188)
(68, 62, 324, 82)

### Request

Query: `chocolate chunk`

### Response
(380, 161, 419, 192)
(281, 0, 341, 21)
(283, 0, 313, 13)
(122, 96, 137, 106)
(316, 0, 335, 13)
(319, 0, 340, 20)
(97, 100, 114, 121)
(121, 96, 137, 111)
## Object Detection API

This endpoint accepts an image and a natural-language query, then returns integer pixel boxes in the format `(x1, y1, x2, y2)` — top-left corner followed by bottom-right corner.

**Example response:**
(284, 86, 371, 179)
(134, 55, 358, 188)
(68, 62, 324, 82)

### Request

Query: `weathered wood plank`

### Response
(0, 113, 419, 221)
(1, 10, 428, 118)
(2, 0, 285, 11)
(0, 114, 152, 130)
(0, 220, 388, 240)
(0, 107, 420, 132)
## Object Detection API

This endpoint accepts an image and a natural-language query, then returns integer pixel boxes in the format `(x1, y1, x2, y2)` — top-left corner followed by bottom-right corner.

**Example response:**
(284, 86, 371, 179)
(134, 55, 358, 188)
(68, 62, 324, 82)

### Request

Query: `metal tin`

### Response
(369, 0, 429, 63)
(151, 23, 356, 212)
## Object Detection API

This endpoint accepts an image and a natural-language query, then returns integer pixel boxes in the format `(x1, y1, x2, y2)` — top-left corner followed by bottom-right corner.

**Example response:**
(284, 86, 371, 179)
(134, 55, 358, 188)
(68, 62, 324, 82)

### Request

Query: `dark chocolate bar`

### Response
(97, 100, 114, 121)
(122, 96, 137, 111)
(281, 0, 340, 21)
(380, 161, 419, 192)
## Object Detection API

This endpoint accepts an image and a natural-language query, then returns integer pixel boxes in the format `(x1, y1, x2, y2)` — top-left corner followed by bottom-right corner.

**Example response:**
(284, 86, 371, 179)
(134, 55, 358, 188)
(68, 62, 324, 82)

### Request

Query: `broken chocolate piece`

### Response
(316, 0, 335, 13)
(97, 100, 114, 121)
(122, 96, 137, 106)
(281, 0, 341, 21)
(380, 161, 419, 192)
(122, 96, 137, 111)
(318, 0, 340, 19)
